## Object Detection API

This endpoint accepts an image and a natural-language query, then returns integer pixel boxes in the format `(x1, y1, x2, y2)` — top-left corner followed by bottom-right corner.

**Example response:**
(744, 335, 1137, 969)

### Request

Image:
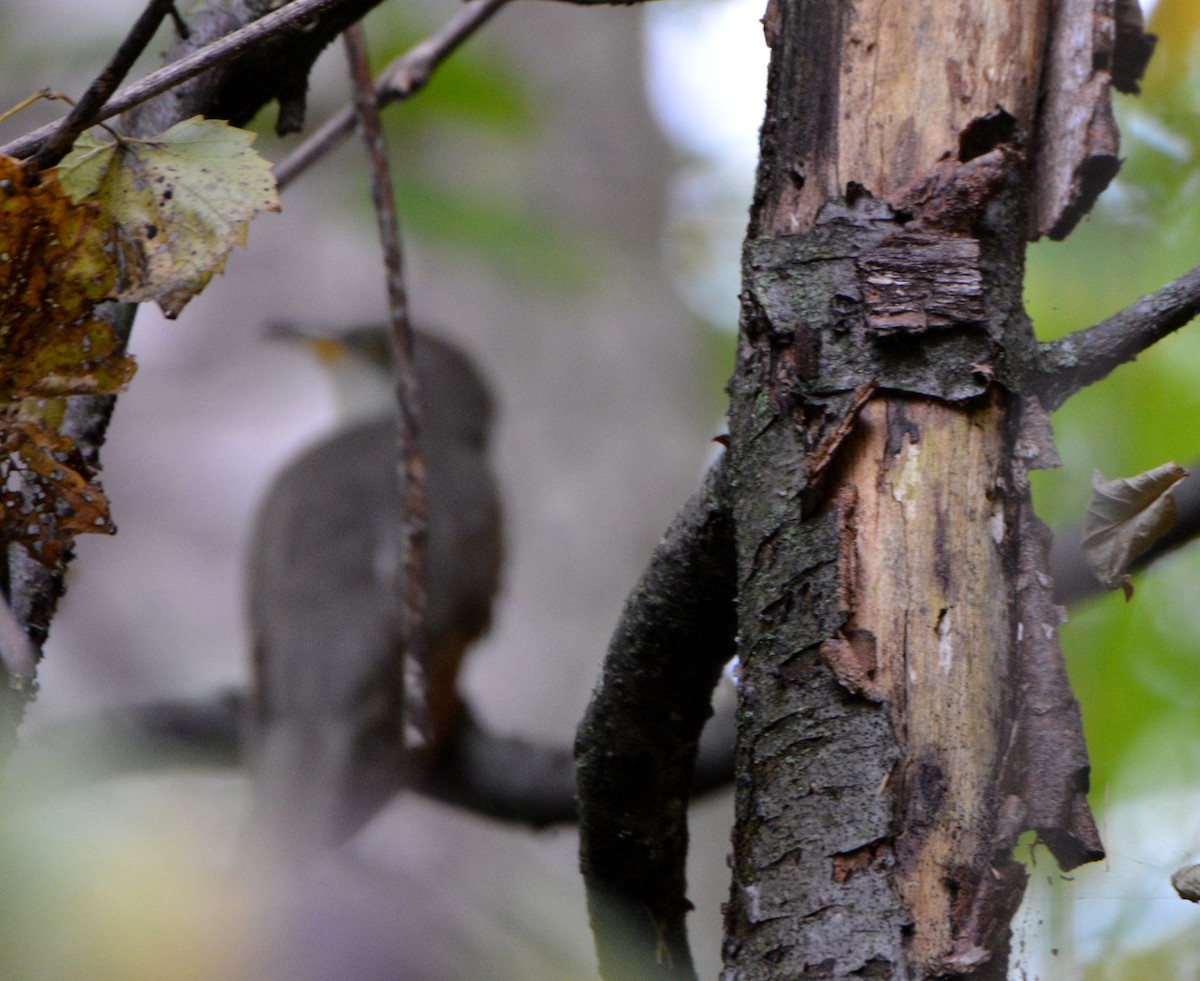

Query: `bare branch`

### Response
(7, 689, 244, 788)
(1, 0, 347, 158)
(576, 460, 736, 981)
(275, 0, 511, 191)
(343, 24, 430, 751)
(31, 0, 181, 169)
(427, 702, 735, 826)
(6, 690, 734, 827)
(1035, 263, 1200, 410)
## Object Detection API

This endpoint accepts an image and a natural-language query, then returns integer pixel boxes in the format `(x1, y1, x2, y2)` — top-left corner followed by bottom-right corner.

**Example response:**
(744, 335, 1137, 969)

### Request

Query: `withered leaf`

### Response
(0, 154, 132, 571)
(0, 157, 132, 399)
(0, 421, 115, 568)
(1081, 462, 1188, 599)
(1171, 863, 1200, 903)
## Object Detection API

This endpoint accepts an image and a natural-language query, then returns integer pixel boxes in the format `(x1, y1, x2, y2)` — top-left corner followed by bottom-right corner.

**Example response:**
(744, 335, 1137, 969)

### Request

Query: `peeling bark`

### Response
(1029, 0, 1155, 240)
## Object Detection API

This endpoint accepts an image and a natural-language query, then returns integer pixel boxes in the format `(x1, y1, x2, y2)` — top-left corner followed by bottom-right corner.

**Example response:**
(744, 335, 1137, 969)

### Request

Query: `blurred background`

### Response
(1, 0, 1199, 977)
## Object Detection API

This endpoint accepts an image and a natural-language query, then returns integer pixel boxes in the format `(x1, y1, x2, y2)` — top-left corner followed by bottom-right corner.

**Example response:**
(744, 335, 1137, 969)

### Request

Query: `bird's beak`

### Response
(262, 320, 349, 365)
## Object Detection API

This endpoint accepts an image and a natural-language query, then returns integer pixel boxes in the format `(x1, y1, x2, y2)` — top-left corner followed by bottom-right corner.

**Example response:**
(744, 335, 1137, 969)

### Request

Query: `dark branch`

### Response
(1035, 263, 1200, 410)
(575, 460, 736, 981)
(32, 0, 181, 169)
(0, 594, 38, 694)
(7, 689, 244, 788)
(419, 711, 578, 825)
(5, 690, 735, 825)
(2, 303, 136, 754)
(2, 0, 382, 157)
(344, 23, 431, 752)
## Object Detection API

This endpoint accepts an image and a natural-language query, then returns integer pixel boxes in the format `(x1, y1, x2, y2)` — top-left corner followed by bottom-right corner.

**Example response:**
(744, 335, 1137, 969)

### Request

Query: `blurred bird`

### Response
(246, 323, 503, 856)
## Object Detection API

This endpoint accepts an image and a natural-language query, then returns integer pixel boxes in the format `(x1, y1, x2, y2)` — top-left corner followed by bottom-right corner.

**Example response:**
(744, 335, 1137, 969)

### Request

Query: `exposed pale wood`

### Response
(762, 0, 1050, 235)
(839, 395, 1010, 969)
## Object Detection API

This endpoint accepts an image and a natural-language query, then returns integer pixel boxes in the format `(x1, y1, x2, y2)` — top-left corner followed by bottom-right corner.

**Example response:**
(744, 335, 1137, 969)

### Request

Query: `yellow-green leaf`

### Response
(1081, 463, 1188, 599)
(57, 117, 280, 318)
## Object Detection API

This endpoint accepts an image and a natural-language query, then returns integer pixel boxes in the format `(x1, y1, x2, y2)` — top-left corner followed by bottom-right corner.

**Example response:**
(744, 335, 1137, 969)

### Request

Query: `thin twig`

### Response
(1, 0, 345, 159)
(1036, 263, 1200, 410)
(32, 0, 181, 169)
(344, 24, 430, 753)
(275, 0, 510, 191)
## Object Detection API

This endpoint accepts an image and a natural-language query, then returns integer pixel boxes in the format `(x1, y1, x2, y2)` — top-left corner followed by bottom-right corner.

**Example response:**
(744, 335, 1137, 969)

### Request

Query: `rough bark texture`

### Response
(721, 0, 1144, 976)
(577, 462, 736, 981)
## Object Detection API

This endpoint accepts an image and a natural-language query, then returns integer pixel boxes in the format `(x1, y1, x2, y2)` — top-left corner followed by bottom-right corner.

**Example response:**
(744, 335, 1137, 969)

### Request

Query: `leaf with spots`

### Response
(56, 117, 279, 318)
(0, 154, 133, 570)
(1, 420, 116, 568)
(1081, 462, 1188, 599)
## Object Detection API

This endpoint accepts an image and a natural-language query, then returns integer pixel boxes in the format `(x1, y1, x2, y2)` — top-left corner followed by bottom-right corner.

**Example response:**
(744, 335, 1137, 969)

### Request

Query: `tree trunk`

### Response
(722, 1, 1147, 975)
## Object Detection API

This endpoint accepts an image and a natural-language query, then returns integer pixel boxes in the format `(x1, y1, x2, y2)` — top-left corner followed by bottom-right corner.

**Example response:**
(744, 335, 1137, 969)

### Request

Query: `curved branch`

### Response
(575, 460, 736, 981)
(1035, 263, 1200, 410)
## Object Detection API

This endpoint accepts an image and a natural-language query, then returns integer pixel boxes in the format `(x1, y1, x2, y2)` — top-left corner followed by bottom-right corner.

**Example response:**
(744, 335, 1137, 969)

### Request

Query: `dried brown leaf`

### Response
(0, 154, 132, 570)
(1082, 462, 1188, 599)
(1172, 863, 1200, 902)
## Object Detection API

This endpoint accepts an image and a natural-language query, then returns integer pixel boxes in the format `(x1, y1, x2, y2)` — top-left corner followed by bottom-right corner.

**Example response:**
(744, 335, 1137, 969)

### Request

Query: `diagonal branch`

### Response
(31, 0, 182, 169)
(576, 459, 736, 981)
(3, 0, 351, 158)
(7, 690, 735, 827)
(1035, 263, 1200, 410)
(274, 0, 511, 191)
